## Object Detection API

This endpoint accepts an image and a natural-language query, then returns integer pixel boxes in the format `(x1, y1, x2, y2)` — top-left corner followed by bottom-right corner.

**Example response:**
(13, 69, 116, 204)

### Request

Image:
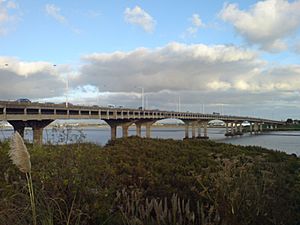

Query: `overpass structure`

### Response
(0, 101, 285, 145)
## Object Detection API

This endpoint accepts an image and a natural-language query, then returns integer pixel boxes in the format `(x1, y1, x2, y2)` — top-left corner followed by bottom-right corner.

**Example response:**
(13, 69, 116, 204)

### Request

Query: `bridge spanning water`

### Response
(0, 101, 284, 145)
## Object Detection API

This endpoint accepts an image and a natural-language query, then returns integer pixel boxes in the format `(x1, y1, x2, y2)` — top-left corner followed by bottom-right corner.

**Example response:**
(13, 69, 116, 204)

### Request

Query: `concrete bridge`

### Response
(0, 101, 285, 145)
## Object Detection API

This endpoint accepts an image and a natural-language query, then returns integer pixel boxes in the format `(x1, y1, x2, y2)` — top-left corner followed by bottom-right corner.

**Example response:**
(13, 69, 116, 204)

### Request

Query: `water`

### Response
(1, 127, 299, 155)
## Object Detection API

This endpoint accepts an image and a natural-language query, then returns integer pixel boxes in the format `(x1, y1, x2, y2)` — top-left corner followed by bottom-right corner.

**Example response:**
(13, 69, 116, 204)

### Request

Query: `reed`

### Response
(9, 132, 37, 225)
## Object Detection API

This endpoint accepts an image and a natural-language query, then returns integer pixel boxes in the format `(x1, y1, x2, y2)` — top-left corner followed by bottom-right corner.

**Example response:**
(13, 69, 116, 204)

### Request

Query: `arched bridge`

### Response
(0, 101, 285, 145)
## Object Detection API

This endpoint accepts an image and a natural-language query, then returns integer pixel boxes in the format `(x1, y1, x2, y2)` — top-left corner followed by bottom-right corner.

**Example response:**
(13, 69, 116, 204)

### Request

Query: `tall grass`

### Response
(8, 131, 36, 225)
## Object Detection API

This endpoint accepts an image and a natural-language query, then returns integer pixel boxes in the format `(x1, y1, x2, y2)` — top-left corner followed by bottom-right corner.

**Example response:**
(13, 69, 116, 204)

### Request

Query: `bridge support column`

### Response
(225, 122, 229, 134)
(274, 124, 277, 130)
(250, 123, 253, 134)
(191, 122, 196, 138)
(122, 122, 134, 138)
(203, 122, 208, 139)
(184, 122, 190, 139)
(231, 122, 234, 135)
(197, 124, 202, 138)
(29, 120, 53, 146)
(145, 122, 152, 138)
(136, 124, 142, 137)
(259, 124, 263, 133)
(9, 121, 26, 138)
(254, 122, 258, 134)
(135, 120, 157, 138)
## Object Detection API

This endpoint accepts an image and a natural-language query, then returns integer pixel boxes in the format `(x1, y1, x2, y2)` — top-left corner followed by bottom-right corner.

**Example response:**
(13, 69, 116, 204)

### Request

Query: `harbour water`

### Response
(0, 127, 299, 155)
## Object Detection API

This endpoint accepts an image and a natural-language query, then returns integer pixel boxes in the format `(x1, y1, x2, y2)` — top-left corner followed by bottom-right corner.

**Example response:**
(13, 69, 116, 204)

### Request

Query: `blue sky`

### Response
(1, 0, 300, 119)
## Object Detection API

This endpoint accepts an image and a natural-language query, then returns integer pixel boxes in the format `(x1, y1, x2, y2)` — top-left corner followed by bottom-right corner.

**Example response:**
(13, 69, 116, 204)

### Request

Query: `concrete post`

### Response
(122, 124, 129, 137)
(225, 122, 229, 134)
(231, 122, 234, 135)
(254, 122, 258, 134)
(197, 124, 202, 138)
(239, 123, 243, 133)
(121, 122, 134, 138)
(136, 123, 142, 137)
(185, 123, 189, 139)
(9, 121, 26, 137)
(259, 124, 263, 132)
(203, 122, 208, 138)
(250, 123, 253, 134)
(191, 122, 196, 138)
(145, 122, 152, 138)
(110, 124, 117, 140)
(32, 127, 43, 145)
(274, 124, 278, 129)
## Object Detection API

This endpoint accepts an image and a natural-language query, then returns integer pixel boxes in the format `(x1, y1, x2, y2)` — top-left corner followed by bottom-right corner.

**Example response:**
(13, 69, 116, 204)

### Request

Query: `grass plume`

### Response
(8, 131, 37, 225)
(9, 131, 31, 173)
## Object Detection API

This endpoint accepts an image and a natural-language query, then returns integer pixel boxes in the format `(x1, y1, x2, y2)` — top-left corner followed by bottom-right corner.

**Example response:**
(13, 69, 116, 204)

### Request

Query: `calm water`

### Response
(1, 127, 299, 155)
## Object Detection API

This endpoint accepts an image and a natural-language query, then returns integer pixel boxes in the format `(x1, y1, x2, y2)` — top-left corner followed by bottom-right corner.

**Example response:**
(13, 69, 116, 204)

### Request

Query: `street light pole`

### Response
(65, 74, 69, 107)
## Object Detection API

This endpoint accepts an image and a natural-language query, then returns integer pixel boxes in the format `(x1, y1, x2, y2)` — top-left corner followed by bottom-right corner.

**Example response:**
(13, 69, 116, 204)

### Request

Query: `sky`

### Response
(0, 0, 300, 120)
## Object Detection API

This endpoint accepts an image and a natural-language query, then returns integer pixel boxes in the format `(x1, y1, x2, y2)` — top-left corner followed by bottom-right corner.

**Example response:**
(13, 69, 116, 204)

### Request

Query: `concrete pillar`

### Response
(185, 123, 189, 139)
(121, 122, 134, 138)
(274, 124, 278, 129)
(259, 124, 263, 132)
(135, 120, 156, 138)
(122, 125, 129, 137)
(197, 124, 202, 138)
(250, 123, 253, 134)
(32, 127, 43, 145)
(225, 122, 229, 134)
(136, 123, 142, 137)
(145, 123, 152, 138)
(9, 121, 26, 138)
(254, 122, 258, 134)
(203, 122, 208, 138)
(191, 122, 196, 138)
(231, 122, 234, 135)
(110, 124, 117, 140)
(239, 123, 243, 133)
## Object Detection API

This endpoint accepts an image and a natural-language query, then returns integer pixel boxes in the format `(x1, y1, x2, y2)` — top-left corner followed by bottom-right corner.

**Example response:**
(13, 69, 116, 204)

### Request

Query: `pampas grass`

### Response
(9, 131, 37, 225)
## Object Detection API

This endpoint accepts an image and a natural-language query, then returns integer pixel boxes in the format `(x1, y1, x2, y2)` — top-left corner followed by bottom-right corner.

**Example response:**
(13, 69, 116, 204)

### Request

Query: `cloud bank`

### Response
(220, 0, 300, 52)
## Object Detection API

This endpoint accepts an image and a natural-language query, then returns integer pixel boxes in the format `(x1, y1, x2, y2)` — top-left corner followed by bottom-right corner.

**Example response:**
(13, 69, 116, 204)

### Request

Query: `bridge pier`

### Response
(9, 120, 53, 145)
(191, 121, 197, 138)
(9, 121, 26, 138)
(231, 122, 235, 135)
(136, 123, 142, 137)
(183, 121, 190, 139)
(135, 120, 157, 138)
(225, 122, 229, 134)
(259, 124, 263, 133)
(122, 122, 134, 138)
(29, 120, 53, 146)
(203, 121, 208, 139)
(197, 123, 202, 138)
(254, 122, 258, 134)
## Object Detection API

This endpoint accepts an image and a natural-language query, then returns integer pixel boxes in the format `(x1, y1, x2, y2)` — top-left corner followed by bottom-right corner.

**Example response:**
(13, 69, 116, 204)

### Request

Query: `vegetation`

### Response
(0, 137, 300, 225)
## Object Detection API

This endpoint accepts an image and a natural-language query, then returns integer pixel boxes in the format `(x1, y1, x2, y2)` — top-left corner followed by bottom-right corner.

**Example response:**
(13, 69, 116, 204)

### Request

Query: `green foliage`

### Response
(0, 137, 300, 225)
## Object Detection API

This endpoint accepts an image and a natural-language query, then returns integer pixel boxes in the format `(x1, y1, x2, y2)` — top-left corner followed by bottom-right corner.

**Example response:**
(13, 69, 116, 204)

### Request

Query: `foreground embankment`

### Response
(0, 137, 300, 225)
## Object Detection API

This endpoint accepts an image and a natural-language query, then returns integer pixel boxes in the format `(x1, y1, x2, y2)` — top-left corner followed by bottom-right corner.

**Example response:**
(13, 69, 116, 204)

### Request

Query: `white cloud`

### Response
(78, 42, 263, 93)
(0, 0, 19, 35)
(191, 14, 203, 27)
(124, 6, 156, 33)
(0, 57, 67, 100)
(183, 13, 204, 37)
(45, 4, 67, 24)
(220, 0, 300, 52)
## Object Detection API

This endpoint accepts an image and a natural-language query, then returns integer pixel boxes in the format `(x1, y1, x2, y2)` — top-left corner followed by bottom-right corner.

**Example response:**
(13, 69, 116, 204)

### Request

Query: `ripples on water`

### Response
(0, 127, 299, 155)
